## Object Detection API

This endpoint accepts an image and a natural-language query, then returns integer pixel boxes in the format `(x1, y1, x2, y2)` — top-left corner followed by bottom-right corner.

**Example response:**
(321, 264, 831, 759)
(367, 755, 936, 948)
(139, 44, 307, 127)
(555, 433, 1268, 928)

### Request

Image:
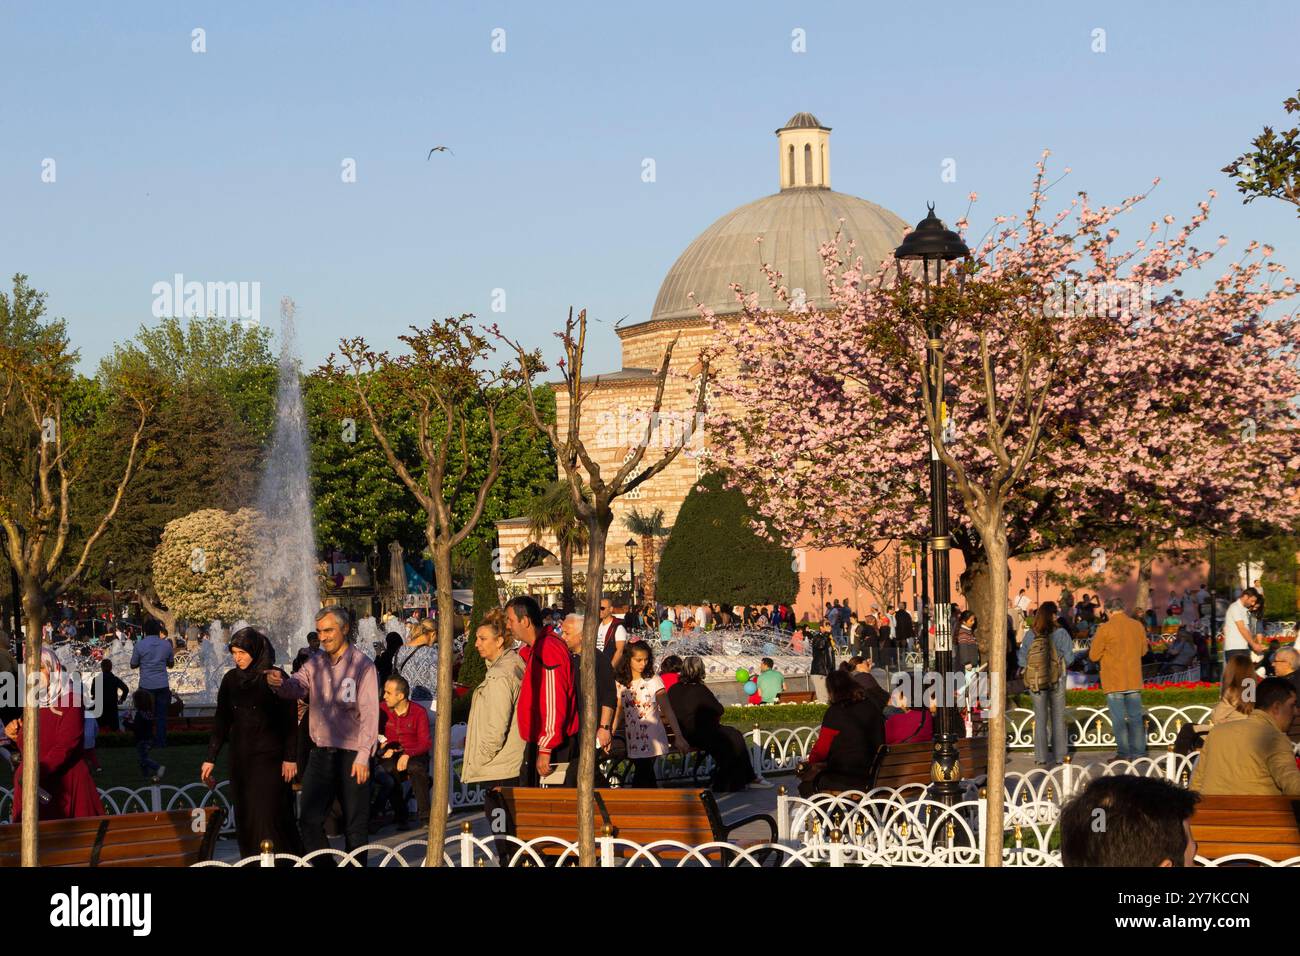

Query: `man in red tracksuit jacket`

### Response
(505, 595, 578, 785)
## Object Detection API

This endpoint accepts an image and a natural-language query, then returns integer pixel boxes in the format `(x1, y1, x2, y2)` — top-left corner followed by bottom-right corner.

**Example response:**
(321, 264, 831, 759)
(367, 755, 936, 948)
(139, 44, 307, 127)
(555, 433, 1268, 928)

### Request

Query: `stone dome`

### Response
(779, 111, 829, 131)
(648, 187, 908, 324)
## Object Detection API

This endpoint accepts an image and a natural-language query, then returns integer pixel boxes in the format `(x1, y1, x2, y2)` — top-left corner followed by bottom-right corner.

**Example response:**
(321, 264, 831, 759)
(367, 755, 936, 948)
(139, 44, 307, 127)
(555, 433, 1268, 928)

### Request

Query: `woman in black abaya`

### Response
(201, 627, 303, 858)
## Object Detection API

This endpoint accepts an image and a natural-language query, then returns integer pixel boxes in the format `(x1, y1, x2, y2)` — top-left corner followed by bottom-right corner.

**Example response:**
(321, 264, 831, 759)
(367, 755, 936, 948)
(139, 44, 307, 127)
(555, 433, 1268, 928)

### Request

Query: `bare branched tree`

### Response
(323, 314, 526, 865)
(0, 276, 154, 865)
(494, 307, 709, 866)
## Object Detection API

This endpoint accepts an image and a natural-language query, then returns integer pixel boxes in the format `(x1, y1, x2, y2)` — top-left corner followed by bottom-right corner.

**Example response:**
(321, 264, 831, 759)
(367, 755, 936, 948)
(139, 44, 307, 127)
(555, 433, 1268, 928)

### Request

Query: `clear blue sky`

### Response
(2, 0, 1297, 374)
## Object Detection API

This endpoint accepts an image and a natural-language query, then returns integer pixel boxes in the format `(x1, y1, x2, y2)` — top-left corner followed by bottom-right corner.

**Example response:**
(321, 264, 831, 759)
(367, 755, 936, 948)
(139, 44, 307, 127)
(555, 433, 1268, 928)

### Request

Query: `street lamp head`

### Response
(894, 204, 970, 263)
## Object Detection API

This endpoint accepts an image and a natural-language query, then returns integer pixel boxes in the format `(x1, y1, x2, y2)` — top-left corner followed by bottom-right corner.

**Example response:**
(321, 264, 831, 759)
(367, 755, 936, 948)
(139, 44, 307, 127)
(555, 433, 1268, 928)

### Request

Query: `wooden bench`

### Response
(0, 807, 225, 867)
(1190, 794, 1300, 863)
(494, 787, 776, 863)
(869, 737, 990, 790)
(778, 690, 817, 704)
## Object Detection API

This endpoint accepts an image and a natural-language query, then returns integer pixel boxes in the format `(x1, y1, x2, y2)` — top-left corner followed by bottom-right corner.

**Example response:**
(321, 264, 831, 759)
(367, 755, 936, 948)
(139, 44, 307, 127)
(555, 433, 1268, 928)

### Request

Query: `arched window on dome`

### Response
(787, 145, 795, 188)
(804, 143, 812, 185)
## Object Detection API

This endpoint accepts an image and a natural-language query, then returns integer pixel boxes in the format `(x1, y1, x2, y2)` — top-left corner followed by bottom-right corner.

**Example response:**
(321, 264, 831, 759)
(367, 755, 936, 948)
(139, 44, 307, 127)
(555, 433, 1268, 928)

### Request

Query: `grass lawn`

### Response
(1, 740, 229, 795)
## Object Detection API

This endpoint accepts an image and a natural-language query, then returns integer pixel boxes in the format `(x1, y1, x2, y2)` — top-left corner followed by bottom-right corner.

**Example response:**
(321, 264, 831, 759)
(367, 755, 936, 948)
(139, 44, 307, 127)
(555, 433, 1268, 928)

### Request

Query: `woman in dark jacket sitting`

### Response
(666, 656, 768, 793)
(797, 669, 885, 797)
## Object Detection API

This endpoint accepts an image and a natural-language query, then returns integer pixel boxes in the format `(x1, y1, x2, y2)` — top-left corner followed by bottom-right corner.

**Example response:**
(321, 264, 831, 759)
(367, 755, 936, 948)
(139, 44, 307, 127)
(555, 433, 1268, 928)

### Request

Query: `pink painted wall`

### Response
(794, 542, 1215, 620)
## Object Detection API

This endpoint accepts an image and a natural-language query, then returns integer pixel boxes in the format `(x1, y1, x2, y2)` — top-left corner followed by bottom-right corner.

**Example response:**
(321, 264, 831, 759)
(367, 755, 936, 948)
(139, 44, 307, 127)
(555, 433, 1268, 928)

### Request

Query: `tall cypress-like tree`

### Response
(656, 472, 798, 606)
(459, 540, 499, 691)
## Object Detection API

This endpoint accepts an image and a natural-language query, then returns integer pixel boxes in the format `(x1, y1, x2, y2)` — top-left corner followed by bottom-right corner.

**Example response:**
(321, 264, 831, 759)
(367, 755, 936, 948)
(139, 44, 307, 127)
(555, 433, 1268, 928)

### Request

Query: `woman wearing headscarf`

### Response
(4, 646, 105, 821)
(666, 656, 765, 792)
(201, 627, 302, 858)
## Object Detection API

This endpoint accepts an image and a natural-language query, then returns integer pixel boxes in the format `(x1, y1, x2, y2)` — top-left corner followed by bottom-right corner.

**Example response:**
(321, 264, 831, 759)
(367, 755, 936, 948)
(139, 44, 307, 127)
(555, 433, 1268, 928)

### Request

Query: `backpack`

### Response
(1023, 628, 1063, 693)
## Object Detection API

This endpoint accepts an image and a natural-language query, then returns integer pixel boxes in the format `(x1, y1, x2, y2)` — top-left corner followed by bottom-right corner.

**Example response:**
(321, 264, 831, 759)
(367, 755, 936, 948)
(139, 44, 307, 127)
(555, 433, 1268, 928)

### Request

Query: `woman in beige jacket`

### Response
(461, 610, 526, 860)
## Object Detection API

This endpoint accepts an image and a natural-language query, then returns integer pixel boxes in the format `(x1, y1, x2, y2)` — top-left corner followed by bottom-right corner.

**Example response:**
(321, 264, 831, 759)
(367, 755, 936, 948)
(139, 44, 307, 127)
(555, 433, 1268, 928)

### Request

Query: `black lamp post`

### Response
(895, 203, 970, 806)
(1208, 533, 1219, 681)
(625, 538, 639, 605)
(108, 559, 117, 630)
(1027, 565, 1047, 608)
(812, 574, 832, 610)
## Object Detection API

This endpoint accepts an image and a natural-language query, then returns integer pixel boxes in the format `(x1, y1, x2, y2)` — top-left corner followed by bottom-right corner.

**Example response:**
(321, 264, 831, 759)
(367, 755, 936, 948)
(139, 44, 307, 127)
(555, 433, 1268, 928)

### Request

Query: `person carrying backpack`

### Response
(1017, 601, 1073, 767)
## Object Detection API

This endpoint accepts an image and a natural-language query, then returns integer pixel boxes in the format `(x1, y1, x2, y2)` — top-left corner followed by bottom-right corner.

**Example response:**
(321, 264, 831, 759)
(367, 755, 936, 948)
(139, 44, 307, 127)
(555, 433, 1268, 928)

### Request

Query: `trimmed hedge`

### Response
(720, 686, 1219, 729)
(1012, 687, 1219, 709)
(721, 703, 827, 727)
(656, 471, 799, 606)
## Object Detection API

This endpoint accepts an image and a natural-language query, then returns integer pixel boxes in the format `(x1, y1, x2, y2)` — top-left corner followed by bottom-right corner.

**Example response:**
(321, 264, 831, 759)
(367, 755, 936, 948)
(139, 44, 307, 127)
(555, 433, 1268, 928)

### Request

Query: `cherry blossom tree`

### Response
(703, 155, 1300, 863)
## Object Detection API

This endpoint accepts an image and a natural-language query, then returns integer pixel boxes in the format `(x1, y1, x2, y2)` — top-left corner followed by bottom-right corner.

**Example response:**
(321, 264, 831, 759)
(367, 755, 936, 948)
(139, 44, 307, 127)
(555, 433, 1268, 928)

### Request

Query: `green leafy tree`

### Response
(1213, 531, 1299, 619)
(80, 384, 261, 600)
(623, 507, 668, 604)
(657, 472, 799, 606)
(1224, 89, 1300, 217)
(103, 315, 277, 441)
(73, 316, 275, 617)
(524, 479, 589, 612)
(304, 373, 426, 558)
(306, 374, 554, 564)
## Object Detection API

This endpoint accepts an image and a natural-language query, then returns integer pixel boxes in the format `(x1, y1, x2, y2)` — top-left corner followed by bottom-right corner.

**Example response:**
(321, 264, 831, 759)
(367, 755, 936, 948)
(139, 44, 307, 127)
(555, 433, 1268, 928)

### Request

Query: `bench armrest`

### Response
(720, 812, 777, 845)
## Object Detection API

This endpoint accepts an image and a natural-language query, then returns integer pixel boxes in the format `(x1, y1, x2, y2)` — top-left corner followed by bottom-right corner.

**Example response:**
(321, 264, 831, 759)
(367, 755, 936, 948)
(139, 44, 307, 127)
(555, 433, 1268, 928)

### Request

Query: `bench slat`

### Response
(1195, 842, 1300, 862)
(499, 787, 752, 849)
(0, 808, 222, 868)
(1190, 795, 1300, 863)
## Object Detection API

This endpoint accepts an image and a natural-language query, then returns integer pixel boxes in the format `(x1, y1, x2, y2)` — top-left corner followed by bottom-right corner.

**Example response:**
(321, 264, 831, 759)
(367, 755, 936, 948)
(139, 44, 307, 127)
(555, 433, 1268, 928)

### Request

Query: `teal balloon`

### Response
(743, 681, 758, 696)
(763, 642, 777, 656)
(735, 668, 750, 683)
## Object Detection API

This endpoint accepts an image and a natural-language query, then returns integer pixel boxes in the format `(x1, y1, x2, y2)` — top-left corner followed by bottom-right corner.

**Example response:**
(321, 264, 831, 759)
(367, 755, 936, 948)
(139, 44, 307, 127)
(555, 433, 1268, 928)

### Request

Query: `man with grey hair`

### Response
(268, 606, 378, 863)
(1089, 597, 1148, 760)
(1272, 646, 1300, 700)
(561, 612, 616, 787)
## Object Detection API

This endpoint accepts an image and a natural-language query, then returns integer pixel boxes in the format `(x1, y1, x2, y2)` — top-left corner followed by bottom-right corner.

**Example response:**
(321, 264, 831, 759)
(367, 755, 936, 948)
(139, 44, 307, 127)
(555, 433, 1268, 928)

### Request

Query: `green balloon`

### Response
(736, 668, 750, 683)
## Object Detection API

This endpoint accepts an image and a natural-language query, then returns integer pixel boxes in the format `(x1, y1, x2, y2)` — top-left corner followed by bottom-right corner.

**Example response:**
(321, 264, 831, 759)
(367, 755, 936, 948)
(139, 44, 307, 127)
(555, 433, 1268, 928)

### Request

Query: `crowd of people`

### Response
(5, 579, 1300, 870)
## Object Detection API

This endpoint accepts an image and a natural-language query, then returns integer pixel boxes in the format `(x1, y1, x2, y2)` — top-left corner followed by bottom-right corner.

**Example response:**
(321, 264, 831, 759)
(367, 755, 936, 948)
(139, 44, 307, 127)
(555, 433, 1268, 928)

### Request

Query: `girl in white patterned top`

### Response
(613, 642, 688, 787)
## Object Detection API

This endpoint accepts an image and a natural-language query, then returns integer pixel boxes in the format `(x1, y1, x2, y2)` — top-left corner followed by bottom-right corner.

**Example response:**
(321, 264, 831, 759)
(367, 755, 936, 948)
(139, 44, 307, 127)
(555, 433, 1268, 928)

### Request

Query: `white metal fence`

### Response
(2, 706, 1215, 833)
(193, 822, 1300, 869)
(774, 754, 1203, 859)
(0, 781, 236, 835)
(1005, 704, 1212, 750)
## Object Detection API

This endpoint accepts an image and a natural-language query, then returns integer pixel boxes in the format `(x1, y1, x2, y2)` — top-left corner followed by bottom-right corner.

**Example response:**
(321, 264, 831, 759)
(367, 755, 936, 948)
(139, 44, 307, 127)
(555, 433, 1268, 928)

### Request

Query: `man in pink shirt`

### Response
(268, 607, 378, 864)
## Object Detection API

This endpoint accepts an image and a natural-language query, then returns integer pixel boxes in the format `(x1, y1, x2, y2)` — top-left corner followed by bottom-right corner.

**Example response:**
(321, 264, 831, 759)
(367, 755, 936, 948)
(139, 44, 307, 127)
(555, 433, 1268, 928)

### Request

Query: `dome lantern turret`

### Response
(776, 112, 831, 190)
